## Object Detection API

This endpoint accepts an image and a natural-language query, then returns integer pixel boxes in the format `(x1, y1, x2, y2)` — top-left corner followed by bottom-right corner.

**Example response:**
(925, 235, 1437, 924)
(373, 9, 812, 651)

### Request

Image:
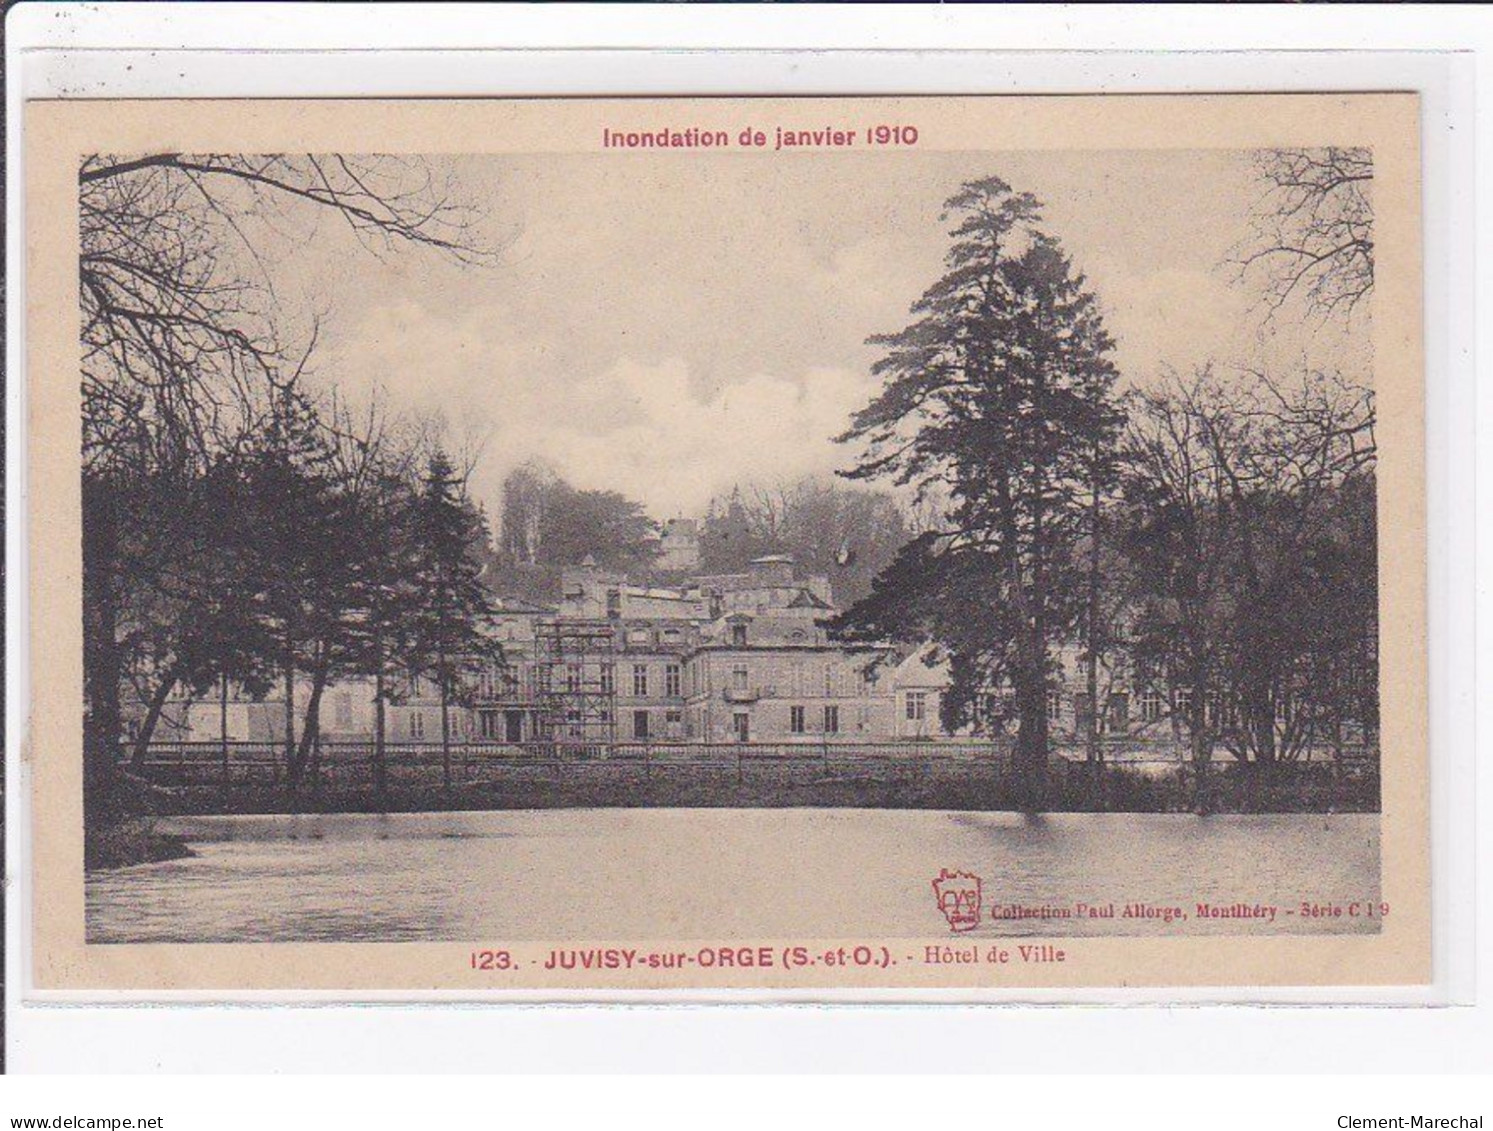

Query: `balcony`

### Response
(722, 686, 764, 704)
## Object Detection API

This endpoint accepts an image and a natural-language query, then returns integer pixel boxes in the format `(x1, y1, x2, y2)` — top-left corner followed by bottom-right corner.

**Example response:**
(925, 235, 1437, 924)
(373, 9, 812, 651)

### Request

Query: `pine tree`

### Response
(835, 175, 1122, 808)
(408, 450, 502, 794)
(239, 385, 345, 793)
(344, 461, 424, 807)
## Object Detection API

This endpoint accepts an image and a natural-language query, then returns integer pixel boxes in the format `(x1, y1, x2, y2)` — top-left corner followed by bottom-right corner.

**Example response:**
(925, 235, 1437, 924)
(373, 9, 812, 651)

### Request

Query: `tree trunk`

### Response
(1085, 457, 1103, 775)
(82, 482, 125, 823)
(1188, 668, 1213, 814)
(373, 628, 388, 810)
(1190, 713, 1212, 814)
(437, 564, 453, 796)
(1012, 638, 1049, 812)
(1242, 686, 1276, 809)
(289, 654, 330, 792)
(220, 672, 231, 800)
(439, 658, 452, 796)
(128, 662, 184, 769)
(996, 477, 1048, 811)
(282, 632, 296, 780)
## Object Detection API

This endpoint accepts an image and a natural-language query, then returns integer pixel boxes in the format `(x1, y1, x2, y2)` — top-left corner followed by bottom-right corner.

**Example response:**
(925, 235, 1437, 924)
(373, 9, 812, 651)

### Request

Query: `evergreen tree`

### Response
(408, 450, 503, 793)
(344, 462, 424, 807)
(698, 487, 767, 572)
(77, 152, 494, 842)
(834, 175, 1122, 807)
(239, 385, 345, 792)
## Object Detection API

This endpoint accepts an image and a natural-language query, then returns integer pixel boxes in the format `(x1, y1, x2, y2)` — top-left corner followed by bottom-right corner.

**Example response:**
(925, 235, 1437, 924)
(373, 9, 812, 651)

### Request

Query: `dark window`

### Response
(633, 710, 650, 739)
(823, 705, 840, 735)
(731, 623, 748, 647)
(1140, 687, 1164, 722)
(1174, 687, 1193, 721)
(790, 705, 806, 734)
(1075, 693, 1096, 731)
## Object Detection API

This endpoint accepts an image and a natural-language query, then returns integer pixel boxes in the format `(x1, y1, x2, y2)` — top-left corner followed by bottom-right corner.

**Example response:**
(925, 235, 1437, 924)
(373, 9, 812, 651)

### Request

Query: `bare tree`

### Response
(1235, 147, 1374, 321)
(698, 475, 911, 606)
(1119, 368, 1250, 809)
(79, 152, 497, 821)
(80, 154, 495, 467)
(1120, 365, 1377, 808)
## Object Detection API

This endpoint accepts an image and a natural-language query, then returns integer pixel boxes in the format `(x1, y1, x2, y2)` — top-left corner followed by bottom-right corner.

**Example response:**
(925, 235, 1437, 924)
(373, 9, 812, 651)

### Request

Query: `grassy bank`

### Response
(85, 759, 1377, 868)
(130, 762, 1379, 818)
(85, 816, 196, 871)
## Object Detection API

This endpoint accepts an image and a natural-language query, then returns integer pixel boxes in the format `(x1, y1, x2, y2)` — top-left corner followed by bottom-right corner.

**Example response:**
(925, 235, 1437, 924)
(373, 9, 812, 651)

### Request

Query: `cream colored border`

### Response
(25, 94, 1428, 993)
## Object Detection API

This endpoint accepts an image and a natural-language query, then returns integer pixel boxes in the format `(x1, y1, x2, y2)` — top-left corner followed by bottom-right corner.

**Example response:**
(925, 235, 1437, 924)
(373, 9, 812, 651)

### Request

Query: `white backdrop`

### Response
(3, 3, 1486, 1076)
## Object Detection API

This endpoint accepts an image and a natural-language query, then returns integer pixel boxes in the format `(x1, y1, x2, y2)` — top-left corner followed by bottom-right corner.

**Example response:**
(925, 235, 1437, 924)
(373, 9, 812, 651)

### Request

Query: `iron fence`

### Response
(119, 738, 1376, 793)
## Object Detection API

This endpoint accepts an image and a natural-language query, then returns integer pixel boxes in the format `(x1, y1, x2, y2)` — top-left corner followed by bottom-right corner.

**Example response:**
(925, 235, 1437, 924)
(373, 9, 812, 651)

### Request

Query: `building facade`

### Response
(132, 553, 1371, 763)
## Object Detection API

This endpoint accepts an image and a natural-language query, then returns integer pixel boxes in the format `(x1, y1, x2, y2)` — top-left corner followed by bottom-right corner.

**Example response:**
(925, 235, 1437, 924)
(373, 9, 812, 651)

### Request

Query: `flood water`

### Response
(86, 809, 1380, 943)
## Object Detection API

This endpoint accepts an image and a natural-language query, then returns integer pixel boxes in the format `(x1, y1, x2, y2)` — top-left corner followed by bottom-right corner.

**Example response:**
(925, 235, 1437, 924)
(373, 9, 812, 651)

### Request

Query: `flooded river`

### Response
(87, 809, 1380, 943)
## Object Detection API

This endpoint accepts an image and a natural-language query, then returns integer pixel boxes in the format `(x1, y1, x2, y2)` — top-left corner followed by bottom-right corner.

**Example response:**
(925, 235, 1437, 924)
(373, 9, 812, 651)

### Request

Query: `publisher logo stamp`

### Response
(932, 869, 984, 932)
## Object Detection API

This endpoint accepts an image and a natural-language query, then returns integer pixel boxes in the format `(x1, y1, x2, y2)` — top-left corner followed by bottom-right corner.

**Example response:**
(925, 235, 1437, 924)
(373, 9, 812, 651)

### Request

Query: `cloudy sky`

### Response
(279, 149, 1359, 519)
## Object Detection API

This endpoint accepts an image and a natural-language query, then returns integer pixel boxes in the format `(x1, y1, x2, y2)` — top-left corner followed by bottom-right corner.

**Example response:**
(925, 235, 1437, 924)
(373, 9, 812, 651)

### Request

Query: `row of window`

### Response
(901, 688, 1173, 730)
(788, 704, 841, 735)
(553, 662, 685, 698)
(474, 660, 878, 702)
(1041, 687, 1217, 728)
(694, 661, 873, 699)
(626, 709, 684, 739)
(403, 711, 468, 740)
(624, 626, 689, 648)
(401, 669, 1252, 733)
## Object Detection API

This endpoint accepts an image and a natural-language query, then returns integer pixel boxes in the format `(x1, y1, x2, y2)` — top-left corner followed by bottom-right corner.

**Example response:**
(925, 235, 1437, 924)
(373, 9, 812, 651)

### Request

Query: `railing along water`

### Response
(118, 738, 1378, 813)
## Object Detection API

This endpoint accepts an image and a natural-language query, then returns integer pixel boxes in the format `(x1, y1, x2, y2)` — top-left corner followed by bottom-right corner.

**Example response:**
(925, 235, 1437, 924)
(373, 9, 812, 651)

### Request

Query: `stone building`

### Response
(133, 549, 1370, 765)
(656, 517, 702, 572)
(681, 602, 898, 744)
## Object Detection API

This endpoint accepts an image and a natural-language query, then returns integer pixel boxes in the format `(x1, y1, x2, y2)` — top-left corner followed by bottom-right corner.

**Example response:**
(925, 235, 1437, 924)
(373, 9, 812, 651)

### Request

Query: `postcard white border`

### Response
(3, 4, 1485, 1073)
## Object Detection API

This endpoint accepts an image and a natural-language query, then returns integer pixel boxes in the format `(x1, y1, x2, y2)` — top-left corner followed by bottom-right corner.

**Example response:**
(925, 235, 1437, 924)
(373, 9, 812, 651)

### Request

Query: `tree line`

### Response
(483, 460, 912, 610)
(77, 146, 1377, 829)
(831, 170, 1378, 810)
(696, 478, 910, 607)
(80, 154, 499, 824)
(86, 382, 501, 809)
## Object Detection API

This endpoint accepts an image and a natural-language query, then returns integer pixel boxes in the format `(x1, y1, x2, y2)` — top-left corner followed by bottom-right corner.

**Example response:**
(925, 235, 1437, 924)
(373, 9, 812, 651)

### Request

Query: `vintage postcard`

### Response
(24, 94, 1427, 994)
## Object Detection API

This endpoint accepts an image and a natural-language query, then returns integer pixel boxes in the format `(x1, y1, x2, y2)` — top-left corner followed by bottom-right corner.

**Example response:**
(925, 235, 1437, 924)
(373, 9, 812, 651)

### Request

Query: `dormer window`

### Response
(731, 623, 748, 647)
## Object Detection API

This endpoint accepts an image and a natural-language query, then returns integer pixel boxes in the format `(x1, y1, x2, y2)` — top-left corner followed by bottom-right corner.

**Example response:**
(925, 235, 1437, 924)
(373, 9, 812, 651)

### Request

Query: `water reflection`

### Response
(86, 809, 1380, 944)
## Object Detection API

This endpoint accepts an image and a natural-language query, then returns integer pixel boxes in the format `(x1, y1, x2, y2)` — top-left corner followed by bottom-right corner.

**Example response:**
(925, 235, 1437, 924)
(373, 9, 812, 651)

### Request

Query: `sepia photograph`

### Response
(23, 95, 1428, 990)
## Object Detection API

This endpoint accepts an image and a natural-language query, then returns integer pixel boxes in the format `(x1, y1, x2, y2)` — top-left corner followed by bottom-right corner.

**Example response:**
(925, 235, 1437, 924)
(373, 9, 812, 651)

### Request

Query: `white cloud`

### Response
(476, 357, 875, 518)
(296, 149, 1348, 523)
(322, 298, 876, 518)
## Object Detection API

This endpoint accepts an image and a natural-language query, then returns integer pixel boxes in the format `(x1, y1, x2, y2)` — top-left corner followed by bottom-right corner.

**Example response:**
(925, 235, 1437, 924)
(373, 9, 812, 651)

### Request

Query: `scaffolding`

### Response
(534, 619, 618, 746)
